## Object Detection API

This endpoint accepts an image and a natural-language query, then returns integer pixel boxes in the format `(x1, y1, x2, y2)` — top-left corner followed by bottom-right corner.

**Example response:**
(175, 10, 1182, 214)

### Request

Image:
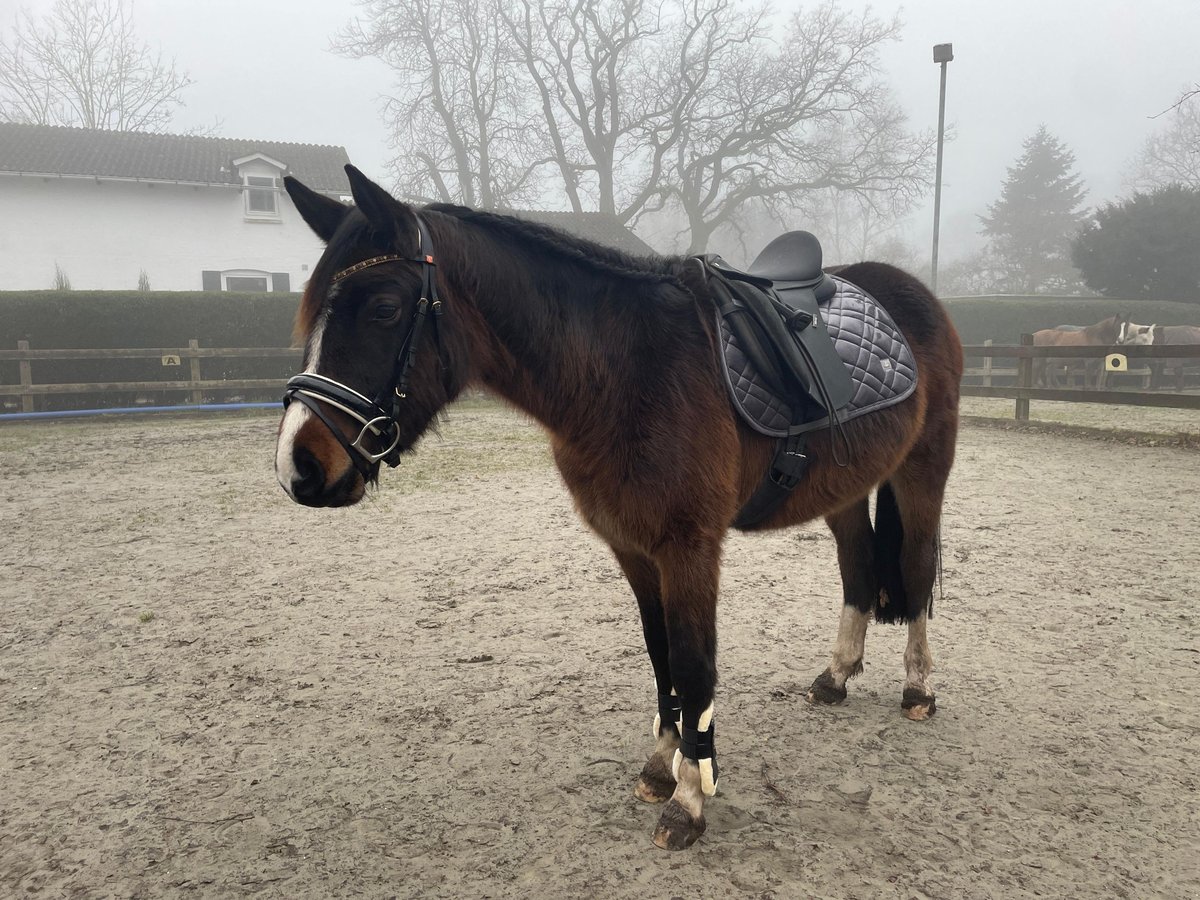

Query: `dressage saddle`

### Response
(700, 232, 855, 528)
(705, 232, 851, 412)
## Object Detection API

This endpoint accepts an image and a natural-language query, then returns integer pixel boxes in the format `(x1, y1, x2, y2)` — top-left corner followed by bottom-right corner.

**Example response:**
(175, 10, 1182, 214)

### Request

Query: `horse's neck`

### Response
(442, 226, 678, 434)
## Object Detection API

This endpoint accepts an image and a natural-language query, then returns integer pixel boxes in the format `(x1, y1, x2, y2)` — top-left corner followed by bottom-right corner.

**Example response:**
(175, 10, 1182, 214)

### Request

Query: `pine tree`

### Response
(979, 126, 1088, 293)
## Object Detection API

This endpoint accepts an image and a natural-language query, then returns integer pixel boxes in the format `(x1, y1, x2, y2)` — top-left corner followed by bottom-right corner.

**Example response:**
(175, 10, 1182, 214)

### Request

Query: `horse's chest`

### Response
(550, 441, 653, 550)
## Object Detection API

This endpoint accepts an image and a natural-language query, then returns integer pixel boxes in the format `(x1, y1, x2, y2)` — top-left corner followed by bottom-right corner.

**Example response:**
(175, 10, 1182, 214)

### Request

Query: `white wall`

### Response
(0, 172, 329, 291)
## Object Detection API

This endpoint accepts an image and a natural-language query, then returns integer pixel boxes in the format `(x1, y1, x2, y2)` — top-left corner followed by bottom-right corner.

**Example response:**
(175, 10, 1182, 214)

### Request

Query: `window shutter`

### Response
(271, 272, 291, 293)
(202, 270, 222, 291)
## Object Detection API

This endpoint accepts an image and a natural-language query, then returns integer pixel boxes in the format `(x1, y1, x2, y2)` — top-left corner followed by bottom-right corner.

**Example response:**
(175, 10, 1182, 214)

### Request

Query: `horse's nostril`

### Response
(292, 447, 325, 500)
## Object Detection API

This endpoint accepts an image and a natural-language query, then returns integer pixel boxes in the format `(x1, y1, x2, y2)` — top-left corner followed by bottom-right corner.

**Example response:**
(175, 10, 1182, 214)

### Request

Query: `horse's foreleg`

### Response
(649, 538, 721, 851)
(808, 500, 874, 705)
(613, 549, 679, 804)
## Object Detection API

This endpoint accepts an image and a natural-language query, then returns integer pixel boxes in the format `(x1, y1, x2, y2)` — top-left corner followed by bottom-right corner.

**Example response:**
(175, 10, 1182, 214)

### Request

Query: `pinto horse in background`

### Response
(1032, 315, 1127, 388)
(274, 166, 962, 850)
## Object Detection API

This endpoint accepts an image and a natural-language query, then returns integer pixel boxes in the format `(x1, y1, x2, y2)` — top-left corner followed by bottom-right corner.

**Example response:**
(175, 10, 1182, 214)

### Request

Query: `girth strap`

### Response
(733, 431, 810, 529)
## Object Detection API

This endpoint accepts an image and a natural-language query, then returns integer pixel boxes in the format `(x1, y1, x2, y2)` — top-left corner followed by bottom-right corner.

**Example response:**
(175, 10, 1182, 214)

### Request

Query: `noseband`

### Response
(283, 214, 444, 481)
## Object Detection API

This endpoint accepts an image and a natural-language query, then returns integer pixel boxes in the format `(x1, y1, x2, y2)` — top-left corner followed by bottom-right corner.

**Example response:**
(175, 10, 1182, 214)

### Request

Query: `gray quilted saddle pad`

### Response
(717, 275, 918, 437)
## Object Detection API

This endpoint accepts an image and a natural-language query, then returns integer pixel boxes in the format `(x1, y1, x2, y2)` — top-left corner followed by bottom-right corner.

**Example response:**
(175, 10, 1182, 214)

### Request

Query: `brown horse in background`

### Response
(274, 166, 963, 850)
(1032, 315, 1126, 387)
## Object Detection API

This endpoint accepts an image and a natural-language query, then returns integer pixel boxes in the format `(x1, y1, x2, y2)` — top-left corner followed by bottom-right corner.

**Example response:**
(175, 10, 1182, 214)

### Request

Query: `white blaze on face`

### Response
(275, 312, 327, 496)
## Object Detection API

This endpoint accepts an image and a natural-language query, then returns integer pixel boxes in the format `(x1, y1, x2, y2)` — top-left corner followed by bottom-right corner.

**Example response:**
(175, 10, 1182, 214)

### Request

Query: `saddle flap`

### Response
(706, 258, 854, 420)
(716, 274, 919, 439)
(770, 284, 854, 412)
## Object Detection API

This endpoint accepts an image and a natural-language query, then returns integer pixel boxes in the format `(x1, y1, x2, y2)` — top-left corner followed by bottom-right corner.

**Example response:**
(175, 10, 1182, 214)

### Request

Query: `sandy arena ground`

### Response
(2, 401, 1198, 898)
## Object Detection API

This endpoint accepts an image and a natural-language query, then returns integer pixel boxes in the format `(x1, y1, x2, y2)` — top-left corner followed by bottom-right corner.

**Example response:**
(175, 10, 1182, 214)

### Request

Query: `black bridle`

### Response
(283, 214, 444, 481)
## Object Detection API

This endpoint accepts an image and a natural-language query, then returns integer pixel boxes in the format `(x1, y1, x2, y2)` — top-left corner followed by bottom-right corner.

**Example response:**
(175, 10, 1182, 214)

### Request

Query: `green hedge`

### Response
(5, 290, 1200, 410)
(0, 290, 299, 348)
(0, 291, 300, 410)
(942, 295, 1200, 345)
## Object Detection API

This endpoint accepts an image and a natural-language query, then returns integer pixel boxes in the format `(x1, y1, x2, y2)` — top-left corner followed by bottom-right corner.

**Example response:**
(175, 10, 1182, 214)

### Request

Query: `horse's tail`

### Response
(872, 481, 910, 624)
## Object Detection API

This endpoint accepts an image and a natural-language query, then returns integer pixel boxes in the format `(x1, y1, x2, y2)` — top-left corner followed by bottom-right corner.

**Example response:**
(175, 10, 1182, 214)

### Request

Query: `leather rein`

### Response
(282, 214, 444, 481)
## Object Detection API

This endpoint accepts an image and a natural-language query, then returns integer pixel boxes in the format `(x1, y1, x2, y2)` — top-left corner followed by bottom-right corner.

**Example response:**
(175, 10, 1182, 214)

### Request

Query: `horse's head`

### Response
(1098, 313, 1127, 345)
(275, 165, 463, 507)
(1117, 319, 1156, 345)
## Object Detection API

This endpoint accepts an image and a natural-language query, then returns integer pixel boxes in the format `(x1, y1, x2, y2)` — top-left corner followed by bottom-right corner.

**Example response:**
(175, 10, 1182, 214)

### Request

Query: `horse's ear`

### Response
(284, 176, 347, 243)
(344, 164, 414, 244)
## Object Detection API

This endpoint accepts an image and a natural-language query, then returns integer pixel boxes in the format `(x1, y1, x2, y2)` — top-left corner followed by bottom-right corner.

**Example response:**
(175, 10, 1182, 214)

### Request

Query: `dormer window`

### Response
(233, 153, 288, 222)
(244, 175, 279, 219)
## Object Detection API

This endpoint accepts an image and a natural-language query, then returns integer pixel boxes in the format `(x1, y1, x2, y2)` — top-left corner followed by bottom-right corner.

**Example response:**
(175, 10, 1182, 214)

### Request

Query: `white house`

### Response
(0, 123, 352, 292)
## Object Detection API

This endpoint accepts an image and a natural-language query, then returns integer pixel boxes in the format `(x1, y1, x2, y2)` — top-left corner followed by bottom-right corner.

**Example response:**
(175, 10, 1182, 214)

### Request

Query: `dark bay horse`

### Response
(274, 166, 963, 850)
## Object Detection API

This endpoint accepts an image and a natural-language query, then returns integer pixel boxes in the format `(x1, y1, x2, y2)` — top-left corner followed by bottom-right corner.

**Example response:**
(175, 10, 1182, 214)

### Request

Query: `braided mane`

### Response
(426, 204, 681, 287)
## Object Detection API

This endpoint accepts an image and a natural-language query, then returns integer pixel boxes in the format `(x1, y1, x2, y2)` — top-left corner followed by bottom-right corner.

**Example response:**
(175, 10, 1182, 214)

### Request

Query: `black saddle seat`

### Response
(748, 231, 836, 303)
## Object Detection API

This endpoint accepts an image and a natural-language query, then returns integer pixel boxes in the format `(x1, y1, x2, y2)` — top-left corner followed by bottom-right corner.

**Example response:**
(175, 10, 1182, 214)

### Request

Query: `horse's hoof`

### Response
(805, 668, 847, 705)
(901, 687, 936, 721)
(634, 773, 675, 803)
(634, 752, 677, 803)
(652, 799, 706, 850)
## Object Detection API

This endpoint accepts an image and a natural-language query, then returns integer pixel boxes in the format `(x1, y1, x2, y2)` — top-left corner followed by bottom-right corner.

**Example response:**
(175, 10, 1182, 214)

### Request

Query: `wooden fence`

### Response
(3, 338, 1200, 421)
(961, 337, 1200, 420)
(0, 340, 301, 413)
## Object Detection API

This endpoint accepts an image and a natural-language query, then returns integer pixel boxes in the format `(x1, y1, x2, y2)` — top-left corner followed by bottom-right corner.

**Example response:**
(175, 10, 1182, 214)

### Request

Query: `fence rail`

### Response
(1, 340, 301, 413)
(961, 337, 1200, 419)
(3, 339, 1200, 420)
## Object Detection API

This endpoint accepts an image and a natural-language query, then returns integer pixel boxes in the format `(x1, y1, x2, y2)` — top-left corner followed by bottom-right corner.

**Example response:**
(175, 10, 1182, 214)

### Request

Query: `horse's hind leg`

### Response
(885, 440, 955, 721)
(613, 549, 679, 804)
(807, 499, 875, 705)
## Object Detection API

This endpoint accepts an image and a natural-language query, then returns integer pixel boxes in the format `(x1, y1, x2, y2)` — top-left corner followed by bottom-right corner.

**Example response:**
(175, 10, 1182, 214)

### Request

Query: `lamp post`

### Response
(930, 42, 953, 294)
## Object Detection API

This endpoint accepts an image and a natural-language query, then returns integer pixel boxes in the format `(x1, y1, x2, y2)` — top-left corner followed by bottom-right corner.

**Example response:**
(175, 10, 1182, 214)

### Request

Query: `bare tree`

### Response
(0, 0, 194, 132)
(337, 0, 546, 207)
(340, 0, 931, 251)
(662, 4, 932, 252)
(1127, 86, 1200, 191)
(807, 186, 918, 266)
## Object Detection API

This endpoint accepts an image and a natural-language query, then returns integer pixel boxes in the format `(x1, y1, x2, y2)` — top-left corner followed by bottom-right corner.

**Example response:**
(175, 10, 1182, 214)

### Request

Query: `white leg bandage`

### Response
(652, 688, 681, 739)
(671, 701, 718, 797)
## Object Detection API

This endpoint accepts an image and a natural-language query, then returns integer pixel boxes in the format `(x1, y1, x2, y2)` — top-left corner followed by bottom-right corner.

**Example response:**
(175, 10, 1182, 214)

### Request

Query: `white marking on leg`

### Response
(275, 313, 327, 495)
(904, 613, 934, 693)
(669, 758, 706, 820)
(829, 605, 870, 689)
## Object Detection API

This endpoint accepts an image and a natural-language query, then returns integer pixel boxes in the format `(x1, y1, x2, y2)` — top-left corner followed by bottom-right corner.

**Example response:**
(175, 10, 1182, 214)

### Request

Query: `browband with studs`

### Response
(331, 253, 430, 284)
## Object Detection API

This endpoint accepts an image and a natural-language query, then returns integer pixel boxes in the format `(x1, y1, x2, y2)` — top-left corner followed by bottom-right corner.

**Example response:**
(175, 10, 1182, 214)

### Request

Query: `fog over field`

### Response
(3, 0, 1196, 261)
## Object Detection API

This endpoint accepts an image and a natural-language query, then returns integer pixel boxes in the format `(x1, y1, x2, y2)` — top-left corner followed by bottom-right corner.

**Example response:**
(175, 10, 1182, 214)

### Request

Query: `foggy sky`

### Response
(3, 0, 1198, 261)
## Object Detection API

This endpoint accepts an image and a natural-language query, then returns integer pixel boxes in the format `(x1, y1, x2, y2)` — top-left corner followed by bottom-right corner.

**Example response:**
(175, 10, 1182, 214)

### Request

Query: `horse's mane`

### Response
(296, 202, 689, 341)
(426, 203, 681, 288)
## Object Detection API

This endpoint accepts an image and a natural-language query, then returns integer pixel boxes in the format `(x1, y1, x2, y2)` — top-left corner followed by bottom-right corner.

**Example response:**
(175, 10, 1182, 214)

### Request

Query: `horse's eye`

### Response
(373, 304, 399, 321)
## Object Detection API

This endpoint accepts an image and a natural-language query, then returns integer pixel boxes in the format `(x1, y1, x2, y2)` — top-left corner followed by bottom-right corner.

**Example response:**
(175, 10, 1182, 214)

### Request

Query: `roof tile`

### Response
(0, 122, 351, 191)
